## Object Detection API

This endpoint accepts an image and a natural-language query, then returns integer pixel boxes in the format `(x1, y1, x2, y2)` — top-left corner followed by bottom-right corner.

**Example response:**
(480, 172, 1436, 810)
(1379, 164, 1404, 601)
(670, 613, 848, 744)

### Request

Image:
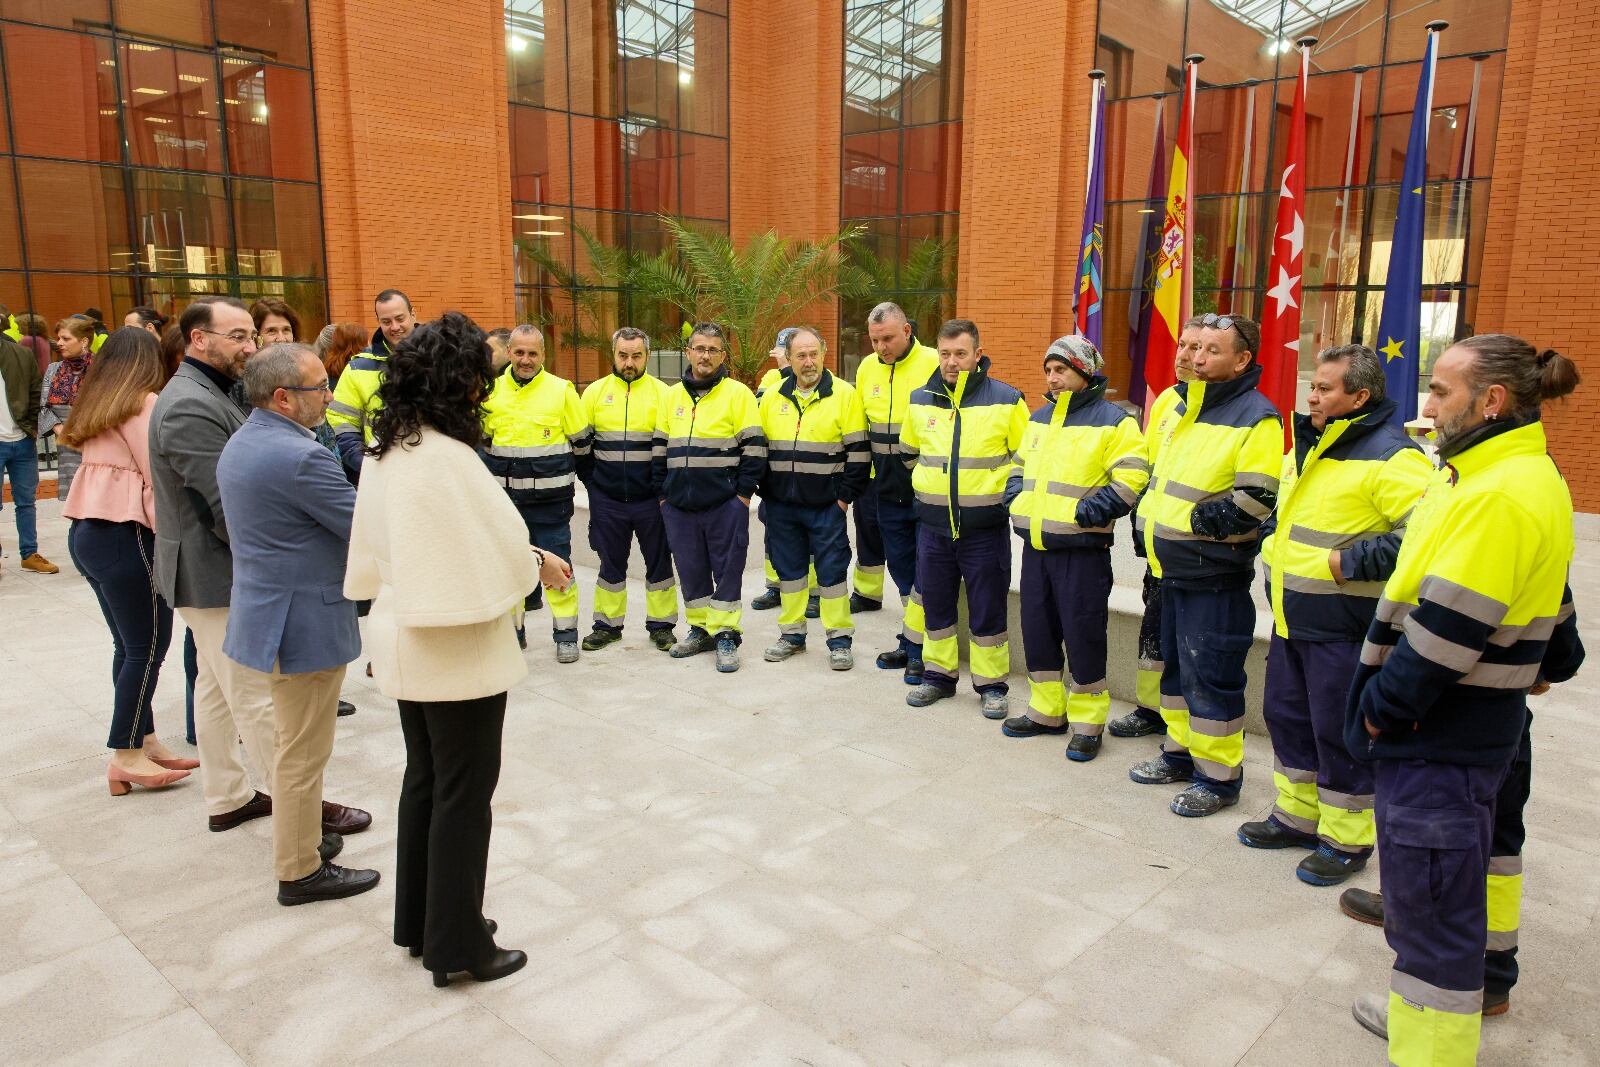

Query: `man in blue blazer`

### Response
(219, 343, 379, 906)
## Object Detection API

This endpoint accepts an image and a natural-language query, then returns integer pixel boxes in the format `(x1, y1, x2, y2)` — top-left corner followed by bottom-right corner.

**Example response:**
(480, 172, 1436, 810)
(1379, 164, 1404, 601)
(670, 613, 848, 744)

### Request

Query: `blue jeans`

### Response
(0, 436, 39, 558)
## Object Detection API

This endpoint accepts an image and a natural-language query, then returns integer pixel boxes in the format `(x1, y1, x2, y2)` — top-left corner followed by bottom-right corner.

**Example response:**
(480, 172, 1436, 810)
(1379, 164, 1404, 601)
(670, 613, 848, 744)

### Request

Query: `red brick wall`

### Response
(309, 0, 514, 331)
(1474, 0, 1600, 509)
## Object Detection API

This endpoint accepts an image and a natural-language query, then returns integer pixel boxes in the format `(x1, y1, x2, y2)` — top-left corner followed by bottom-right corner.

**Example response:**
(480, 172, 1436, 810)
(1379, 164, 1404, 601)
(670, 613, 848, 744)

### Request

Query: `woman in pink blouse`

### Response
(61, 327, 194, 796)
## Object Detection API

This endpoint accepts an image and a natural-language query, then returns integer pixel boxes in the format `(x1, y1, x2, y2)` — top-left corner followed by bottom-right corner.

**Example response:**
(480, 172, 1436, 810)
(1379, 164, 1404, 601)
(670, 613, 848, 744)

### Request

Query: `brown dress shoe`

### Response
(21, 553, 59, 574)
(209, 790, 272, 832)
(322, 800, 371, 834)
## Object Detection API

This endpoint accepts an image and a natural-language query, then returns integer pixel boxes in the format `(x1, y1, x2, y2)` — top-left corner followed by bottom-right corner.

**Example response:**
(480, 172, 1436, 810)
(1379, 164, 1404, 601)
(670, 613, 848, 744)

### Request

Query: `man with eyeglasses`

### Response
(1129, 312, 1282, 817)
(217, 343, 378, 905)
(652, 322, 766, 673)
(150, 296, 371, 841)
(328, 288, 418, 479)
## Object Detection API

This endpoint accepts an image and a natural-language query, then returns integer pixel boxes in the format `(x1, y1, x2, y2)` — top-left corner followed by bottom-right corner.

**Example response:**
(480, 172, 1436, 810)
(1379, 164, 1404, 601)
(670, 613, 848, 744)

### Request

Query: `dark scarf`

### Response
(47, 354, 91, 407)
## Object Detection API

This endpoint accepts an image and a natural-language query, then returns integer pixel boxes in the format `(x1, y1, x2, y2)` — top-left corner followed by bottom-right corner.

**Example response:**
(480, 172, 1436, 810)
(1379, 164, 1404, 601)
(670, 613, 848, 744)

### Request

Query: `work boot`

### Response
(904, 658, 924, 686)
(1001, 715, 1068, 738)
(581, 627, 621, 652)
(752, 587, 780, 610)
(1108, 706, 1164, 738)
(1351, 993, 1388, 1040)
(1297, 844, 1369, 887)
(980, 691, 1009, 720)
(555, 641, 580, 664)
(906, 683, 955, 708)
(763, 639, 805, 662)
(1237, 818, 1318, 850)
(1128, 754, 1192, 785)
(671, 627, 715, 659)
(20, 552, 58, 574)
(1170, 784, 1236, 818)
(829, 647, 853, 671)
(649, 629, 676, 652)
(805, 594, 820, 619)
(849, 593, 881, 613)
(336, 700, 356, 718)
(1065, 733, 1102, 762)
(1339, 888, 1385, 927)
(715, 635, 740, 673)
(1483, 990, 1510, 1017)
(876, 648, 909, 670)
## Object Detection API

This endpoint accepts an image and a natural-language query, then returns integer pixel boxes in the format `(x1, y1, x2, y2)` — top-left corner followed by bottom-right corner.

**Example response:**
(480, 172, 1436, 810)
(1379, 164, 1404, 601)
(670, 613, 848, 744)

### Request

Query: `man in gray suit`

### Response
(149, 297, 370, 837)
(219, 344, 379, 905)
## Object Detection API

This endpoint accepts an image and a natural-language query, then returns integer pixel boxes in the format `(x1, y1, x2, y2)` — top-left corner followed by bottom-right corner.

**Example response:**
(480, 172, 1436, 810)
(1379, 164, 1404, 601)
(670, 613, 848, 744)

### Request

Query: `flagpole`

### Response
(1083, 70, 1104, 206)
(1324, 64, 1365, 345)
(1181, 54, 1203, 325)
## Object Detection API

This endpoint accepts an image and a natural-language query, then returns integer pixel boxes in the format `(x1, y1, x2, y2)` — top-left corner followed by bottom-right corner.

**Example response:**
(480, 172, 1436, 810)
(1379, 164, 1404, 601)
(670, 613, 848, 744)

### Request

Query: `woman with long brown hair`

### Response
(41, 315, 96, 497)
(316, 322, 367, 388)
(62, 326, 193, 795)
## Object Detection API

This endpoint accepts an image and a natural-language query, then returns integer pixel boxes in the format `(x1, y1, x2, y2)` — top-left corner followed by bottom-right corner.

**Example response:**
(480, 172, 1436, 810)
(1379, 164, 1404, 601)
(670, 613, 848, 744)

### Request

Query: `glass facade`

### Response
(1097, 0, 1508, 385)
(507, 0, 729, 385)
(0, 1, 328, 336)
(838, 0, 963, 376)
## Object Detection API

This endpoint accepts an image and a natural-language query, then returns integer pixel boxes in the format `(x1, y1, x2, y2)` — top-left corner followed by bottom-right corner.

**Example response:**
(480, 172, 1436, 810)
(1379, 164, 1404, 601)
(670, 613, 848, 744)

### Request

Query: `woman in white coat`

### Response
(345, 311, 571, 988)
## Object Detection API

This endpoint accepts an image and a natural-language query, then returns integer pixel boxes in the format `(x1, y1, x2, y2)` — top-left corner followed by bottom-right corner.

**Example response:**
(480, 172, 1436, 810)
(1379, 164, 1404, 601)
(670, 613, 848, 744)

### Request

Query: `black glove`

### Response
(1189, 503, 1223, 540)
(1075, 497, 1111, 530)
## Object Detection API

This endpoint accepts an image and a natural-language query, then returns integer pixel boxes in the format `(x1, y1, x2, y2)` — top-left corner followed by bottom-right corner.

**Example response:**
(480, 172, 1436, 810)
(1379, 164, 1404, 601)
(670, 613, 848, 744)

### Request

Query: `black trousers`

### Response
(68, 518, 173, 750)
(394, 692, 506, 972)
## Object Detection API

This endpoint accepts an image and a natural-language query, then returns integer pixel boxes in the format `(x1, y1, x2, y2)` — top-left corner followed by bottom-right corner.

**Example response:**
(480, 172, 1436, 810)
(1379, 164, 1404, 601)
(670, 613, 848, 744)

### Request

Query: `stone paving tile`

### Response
(3, 503, 1596, 1064)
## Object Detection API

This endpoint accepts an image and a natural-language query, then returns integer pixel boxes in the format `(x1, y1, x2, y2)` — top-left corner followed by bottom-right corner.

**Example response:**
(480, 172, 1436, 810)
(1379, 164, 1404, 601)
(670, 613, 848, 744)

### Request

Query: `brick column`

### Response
(309, 0, 514, 329)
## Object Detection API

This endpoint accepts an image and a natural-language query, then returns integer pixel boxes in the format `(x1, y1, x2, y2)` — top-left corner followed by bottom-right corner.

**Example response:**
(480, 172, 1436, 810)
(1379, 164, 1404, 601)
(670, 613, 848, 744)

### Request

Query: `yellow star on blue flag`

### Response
(1381, 337, 1405, 362)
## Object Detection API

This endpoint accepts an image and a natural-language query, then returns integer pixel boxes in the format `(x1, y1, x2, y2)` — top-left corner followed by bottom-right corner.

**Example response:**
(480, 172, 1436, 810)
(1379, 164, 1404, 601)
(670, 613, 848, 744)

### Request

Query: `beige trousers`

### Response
(270, 665, 347, 881)
(178, 606, 276, 817)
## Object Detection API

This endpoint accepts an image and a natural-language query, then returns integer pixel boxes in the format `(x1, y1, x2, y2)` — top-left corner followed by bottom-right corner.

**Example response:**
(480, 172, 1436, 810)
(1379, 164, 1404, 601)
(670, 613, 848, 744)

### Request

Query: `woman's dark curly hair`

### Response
(367, 310, 491, 458)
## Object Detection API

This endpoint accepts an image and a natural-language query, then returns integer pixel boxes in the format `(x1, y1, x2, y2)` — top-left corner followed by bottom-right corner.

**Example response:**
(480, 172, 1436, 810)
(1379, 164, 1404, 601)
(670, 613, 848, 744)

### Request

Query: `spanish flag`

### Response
(1144, 57, 1200, 401)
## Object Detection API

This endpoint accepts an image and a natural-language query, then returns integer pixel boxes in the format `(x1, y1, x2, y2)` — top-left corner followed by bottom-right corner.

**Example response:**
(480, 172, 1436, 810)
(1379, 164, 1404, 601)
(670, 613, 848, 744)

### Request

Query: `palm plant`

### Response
(842, 233, 957, 334)
(628, 217, 872, 383)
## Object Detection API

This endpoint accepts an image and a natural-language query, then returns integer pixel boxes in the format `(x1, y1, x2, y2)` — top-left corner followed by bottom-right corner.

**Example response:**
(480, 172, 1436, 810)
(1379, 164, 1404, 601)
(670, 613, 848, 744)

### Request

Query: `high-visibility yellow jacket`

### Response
(755, 366, 788, 399)
(1348, 417, 1584, 767)
(899, 355, 1029, 538)
(855, 339, 940, 505)
(1142, 363, 1283, 586)
(1007, 377, 1149, 551)
(757, 369, 870, 507)
(651, 365, 766, 511)
(481, 366, 592, 522)
(1262, 399, 1432, 642)
(1133, 384, 1185, 557)
(326, 327, 393, 474)
(580, 371, 669, 503)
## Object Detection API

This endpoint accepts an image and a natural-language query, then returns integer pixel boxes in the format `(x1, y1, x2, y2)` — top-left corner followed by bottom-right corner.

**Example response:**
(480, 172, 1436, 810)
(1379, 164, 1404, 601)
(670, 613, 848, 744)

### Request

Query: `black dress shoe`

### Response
(876, 648, 909, 670)
(433, 947, 526, 988)
(1001, 714, 1069, 738)
(337, 700, 356, 717)
(209, 790, 271, 832)
(1339, 888, 1385, 927)
(318, 832, 344, 863)
(322, 800, 372, 835)
(277, 862, 380, 906)
(409, 920, 497, 958)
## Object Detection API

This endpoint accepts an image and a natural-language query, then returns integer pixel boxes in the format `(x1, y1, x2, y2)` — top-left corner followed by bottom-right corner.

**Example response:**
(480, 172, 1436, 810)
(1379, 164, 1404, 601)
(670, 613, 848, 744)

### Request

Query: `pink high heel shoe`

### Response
(107, 763, 190, 796)
(148, 754, 200, 771)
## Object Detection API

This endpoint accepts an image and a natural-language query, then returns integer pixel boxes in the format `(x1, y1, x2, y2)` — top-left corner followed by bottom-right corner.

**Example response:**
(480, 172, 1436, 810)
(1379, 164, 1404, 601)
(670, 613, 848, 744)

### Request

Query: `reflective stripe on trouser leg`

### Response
(957, 525, 1012, 694)
(1066, 685, 1110, 732)
(524, 516, 577, 643)
(1485, 753, 1530, 994)
(811, 506, 854, 647)
(1376, 757, 1503, 1067)
(876, 495, 921, 652)
(764, 557, 779, 589)
(546, 580, 579, 638)
(644, 580, 679, 628)
(1297, 637, 1375, 852)
(1026, 674, 1066, 725)
(1135, 567, 1163, 711)
(1156, 581, 1192, 767)
(1169, 584, 1252, 795)
(902, 588, 926, 646)
(1019, 546, 1065, 725)
(767, 500, 815, 642)
(592, 578, 628, 631)
(778, 583, 809, 637)
(818, 584, 853, 643)
(852, 562, 884, 601)
(1263, 634, 1320, 835)
(915, 523, 961, 689)
(661, 502, 713, 635)
(684, 597, 711, 633)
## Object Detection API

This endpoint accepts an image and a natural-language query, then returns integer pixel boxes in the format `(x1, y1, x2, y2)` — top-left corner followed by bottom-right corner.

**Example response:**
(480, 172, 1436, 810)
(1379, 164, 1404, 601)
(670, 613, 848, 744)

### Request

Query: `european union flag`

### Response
(1377, 31, 1438, 426)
